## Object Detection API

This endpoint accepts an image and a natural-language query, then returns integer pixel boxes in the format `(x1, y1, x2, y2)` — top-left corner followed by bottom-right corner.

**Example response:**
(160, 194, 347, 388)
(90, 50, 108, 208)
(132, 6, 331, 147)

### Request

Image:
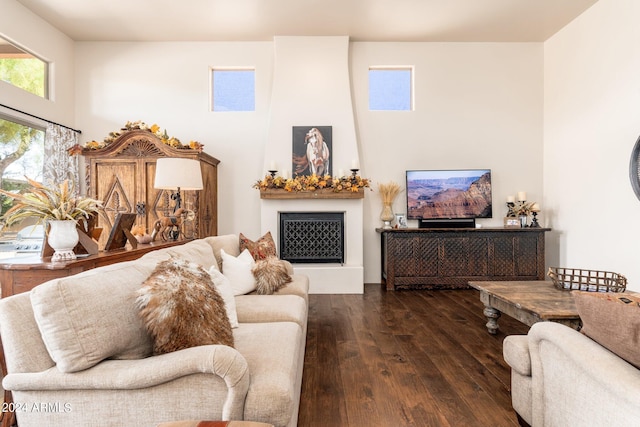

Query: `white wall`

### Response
(8, 0, 638, 291)
(0, 0, 75, 129)
(74, 41, 273, 237)
(73, 40, 544, 284)
(544, 0, 640, 291)
(264, 36, 360, 174)
(353, 42, 544, 282)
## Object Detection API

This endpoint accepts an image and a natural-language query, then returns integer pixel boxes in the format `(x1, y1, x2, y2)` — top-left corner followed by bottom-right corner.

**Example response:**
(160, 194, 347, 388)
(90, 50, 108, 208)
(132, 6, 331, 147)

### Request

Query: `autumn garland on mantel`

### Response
(254, 173, 371, 193)
(67, 120, 204, 155)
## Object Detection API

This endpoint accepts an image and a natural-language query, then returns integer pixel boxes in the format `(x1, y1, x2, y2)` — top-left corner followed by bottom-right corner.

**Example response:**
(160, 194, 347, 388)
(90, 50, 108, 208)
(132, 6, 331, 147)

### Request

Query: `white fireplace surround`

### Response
(260, 36, 364, 294)
(261, 198, 364, 294)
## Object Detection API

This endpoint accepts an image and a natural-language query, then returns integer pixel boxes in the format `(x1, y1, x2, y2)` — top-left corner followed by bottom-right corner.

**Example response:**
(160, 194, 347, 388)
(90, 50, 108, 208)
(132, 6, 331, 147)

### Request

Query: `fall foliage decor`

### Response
(253, 173, 371, 193)
(68, 120, 204, 155)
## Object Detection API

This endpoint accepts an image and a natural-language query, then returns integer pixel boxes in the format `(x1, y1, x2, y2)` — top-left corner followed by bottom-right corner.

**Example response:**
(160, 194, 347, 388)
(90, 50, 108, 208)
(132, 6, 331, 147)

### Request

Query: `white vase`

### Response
(48, 220, 79, 262)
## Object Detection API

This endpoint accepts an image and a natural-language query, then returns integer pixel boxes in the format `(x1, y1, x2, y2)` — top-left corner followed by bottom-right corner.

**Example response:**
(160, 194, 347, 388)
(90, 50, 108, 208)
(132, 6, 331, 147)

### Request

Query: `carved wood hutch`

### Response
(82, 129, 220, 248)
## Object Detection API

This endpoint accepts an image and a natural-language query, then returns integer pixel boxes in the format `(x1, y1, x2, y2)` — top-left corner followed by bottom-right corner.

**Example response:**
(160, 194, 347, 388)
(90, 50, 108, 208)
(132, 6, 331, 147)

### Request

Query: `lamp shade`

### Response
(154, 158, 203, 190)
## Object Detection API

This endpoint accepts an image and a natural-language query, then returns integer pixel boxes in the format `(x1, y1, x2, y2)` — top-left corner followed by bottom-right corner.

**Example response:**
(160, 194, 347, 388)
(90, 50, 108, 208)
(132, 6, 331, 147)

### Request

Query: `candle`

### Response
(269, 161, 277, 171)
(517, 191, 526, 201)
(507, 196, 515, 203)
(351, 159, 359, 169)
(531, 203, 540, 212)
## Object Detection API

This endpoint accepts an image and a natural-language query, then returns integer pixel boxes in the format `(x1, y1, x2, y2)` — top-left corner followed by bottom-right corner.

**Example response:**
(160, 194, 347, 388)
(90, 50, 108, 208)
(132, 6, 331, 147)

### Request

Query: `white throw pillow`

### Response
(208, 266, 239, 328)
(220, 248, 256, 295)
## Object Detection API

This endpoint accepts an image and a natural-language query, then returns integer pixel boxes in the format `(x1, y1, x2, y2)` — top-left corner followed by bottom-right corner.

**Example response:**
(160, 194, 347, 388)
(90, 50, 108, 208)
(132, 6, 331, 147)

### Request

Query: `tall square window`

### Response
(211, 68, 255, 112)
(369, 67, 413, 111)
(0, 37, 48, 99)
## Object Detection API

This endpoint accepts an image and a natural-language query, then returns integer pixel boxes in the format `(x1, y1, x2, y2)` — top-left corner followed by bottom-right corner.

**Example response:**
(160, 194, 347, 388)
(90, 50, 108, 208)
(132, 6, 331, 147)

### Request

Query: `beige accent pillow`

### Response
(252, 256, 292, 295)
(137, 257, 234, 355)
(166, 239, 218, 271)
(203, 234, 240, 271)
(30, 261, 154, 373)
(573, 291, 640, 368)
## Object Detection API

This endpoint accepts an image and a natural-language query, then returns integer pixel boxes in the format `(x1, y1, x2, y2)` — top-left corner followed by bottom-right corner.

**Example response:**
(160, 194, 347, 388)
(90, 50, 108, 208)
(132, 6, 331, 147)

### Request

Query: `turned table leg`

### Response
(483, 305, 501, 335)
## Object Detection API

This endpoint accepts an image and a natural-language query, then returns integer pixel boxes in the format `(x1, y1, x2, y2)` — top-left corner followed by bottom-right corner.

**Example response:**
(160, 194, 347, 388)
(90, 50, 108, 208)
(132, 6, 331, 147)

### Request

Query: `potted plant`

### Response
(0, 177, 103, 261)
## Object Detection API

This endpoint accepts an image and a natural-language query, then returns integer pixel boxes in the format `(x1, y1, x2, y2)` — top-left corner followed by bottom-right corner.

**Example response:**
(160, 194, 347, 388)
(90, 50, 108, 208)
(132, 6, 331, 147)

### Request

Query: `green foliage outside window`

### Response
(0, 54, 46, 98)
(0, 119, 44, 217)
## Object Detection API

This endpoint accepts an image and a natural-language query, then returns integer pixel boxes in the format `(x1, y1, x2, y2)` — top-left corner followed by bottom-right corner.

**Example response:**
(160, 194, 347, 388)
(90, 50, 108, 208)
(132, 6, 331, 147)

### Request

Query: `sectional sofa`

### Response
(0, 235, 309, 427)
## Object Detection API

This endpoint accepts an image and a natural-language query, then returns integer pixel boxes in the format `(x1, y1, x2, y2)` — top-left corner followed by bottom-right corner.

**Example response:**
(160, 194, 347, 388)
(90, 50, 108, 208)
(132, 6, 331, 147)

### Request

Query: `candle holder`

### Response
(350, 169, 360, 185)
(268, 170, 278, 178)
(506, 202, 515, 217)
(530, 211, 540, 228)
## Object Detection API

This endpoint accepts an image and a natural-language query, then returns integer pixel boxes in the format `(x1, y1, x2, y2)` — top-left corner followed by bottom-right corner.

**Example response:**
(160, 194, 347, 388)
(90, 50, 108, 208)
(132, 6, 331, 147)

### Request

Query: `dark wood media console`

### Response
(377, 227, 550, 290)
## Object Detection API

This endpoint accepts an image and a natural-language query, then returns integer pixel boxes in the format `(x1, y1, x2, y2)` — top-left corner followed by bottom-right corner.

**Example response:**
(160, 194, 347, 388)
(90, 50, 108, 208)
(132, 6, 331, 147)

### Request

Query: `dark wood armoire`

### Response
(82, 129, 219, 248)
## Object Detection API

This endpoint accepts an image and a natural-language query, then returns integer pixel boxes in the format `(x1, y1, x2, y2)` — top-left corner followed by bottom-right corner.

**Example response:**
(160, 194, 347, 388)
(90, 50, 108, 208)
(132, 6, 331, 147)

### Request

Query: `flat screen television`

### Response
(406, 169, 492, 227)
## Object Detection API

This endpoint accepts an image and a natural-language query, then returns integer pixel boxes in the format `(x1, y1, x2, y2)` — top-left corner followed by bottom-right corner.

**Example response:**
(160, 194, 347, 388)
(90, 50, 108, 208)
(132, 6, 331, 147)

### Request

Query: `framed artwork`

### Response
(292, 126, 332, 176)
(504, 217, 521, 229)
(395, 213, 408, 228)
(104, 213, 138, 251)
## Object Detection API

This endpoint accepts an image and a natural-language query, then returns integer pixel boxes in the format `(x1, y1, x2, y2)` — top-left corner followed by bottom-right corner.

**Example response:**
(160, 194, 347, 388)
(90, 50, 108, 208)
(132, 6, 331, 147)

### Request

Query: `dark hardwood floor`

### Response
(298, 284, 530, 427)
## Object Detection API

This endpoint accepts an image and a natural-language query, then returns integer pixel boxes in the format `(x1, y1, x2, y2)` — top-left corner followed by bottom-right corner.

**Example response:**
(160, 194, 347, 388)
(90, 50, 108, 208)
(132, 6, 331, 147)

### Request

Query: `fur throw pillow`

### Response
(136, 257, 234, 355)
(252, 256, 292, 295)
(240, 231, 277, 260)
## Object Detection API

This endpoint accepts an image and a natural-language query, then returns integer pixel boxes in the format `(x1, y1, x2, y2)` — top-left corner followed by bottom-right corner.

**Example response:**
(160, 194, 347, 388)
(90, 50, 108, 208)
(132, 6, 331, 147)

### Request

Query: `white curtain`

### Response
(43, 123, 80, 194)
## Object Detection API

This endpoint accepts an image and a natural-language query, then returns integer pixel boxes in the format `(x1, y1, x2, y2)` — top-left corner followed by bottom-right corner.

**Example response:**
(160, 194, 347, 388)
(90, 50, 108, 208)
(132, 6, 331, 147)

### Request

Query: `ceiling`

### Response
(16, 0, 599, 43)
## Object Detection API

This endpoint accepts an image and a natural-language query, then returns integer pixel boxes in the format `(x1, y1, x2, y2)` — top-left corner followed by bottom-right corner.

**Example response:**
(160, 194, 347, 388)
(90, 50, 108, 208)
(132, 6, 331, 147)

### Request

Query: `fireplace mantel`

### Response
(259, 189, 365, 200)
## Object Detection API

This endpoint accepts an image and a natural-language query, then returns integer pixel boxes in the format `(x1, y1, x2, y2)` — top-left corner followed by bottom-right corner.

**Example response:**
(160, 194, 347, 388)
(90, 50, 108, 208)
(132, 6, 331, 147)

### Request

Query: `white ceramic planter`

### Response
(47, 220, 79, 262)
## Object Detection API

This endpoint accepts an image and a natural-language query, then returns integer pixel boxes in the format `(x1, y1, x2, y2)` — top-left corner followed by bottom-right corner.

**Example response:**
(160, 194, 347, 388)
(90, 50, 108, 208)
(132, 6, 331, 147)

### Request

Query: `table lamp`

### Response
(154, 158, 203, 214)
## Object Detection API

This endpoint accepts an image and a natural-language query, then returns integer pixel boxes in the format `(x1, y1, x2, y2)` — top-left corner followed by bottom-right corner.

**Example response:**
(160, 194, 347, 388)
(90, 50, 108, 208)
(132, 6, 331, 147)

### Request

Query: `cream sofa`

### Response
(503, 321, 640, 427)
(0, 235, 309, 427)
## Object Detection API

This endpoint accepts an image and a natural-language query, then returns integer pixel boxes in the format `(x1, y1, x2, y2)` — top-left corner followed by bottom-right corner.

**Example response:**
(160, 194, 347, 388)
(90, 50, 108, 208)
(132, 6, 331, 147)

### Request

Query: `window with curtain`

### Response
(0, 117, 80, 230)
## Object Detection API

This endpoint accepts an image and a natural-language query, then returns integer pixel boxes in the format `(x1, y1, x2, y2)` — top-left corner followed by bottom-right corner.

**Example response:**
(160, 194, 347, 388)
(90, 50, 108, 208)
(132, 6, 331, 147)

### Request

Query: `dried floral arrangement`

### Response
(510, 201, 536, 217)
(377, 181, 403, 205)
(67, 120, 204, 155)
(254, 173, 371, 193)
(0, 178, 103, 227)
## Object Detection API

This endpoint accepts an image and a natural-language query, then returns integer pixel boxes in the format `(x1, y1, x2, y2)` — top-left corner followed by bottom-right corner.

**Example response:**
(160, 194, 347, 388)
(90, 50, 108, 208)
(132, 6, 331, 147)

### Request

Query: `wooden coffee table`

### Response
(468, 280, 581, 334)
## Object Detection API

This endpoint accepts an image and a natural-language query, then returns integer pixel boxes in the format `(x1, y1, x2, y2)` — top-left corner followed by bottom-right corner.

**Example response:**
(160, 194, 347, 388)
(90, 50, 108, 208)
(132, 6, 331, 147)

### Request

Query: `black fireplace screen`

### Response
(279, 212, 344, 263)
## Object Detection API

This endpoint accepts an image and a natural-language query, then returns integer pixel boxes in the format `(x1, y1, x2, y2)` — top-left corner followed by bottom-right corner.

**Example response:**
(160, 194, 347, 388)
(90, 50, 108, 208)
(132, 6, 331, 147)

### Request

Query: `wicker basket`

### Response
(548, 267, 627, 292)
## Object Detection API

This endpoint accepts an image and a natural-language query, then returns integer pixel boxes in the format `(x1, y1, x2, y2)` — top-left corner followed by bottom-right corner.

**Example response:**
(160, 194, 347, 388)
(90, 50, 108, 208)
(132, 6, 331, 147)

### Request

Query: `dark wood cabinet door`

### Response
(379, 228, 549, 290)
